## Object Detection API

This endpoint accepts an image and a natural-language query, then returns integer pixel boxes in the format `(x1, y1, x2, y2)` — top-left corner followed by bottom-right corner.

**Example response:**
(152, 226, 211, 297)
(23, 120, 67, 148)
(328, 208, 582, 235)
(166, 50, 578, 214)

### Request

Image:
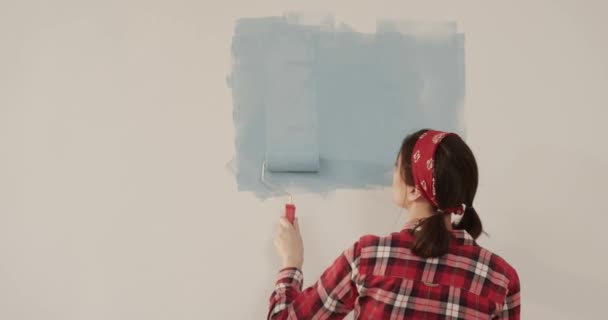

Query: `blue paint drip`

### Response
(228, 17, 465, 198)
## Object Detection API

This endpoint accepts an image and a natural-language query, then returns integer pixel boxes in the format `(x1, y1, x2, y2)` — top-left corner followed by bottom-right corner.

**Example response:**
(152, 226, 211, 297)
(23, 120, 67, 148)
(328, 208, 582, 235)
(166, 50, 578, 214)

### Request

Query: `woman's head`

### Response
(392, 129, 483, 257)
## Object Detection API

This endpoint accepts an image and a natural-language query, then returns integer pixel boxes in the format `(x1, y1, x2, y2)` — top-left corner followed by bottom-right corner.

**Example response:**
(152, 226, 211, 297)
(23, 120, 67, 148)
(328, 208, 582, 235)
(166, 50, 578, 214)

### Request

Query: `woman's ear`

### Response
(406, 184, 423, 203)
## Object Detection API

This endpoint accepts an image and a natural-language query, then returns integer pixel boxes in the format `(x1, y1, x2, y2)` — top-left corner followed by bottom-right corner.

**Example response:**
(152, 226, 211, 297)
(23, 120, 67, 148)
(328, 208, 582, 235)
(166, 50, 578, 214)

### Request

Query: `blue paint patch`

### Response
(228, 16, 465, 198)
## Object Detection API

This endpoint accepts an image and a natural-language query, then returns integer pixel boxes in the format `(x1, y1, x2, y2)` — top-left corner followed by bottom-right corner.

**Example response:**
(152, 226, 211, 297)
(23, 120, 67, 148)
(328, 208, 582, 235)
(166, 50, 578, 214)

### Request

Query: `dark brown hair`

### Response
(398, 129, 483, 258)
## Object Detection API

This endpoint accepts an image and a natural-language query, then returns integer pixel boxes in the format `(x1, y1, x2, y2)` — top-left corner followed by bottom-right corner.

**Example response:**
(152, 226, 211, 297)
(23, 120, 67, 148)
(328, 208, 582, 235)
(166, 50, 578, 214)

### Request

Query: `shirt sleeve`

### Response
(497, 268, 521, 319)
(267, 241, 361, 320)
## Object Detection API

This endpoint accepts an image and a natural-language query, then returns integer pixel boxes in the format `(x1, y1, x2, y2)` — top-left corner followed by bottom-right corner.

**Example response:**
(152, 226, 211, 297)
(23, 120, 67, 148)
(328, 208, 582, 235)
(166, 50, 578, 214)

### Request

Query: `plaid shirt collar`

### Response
(402, 220, 477, 246)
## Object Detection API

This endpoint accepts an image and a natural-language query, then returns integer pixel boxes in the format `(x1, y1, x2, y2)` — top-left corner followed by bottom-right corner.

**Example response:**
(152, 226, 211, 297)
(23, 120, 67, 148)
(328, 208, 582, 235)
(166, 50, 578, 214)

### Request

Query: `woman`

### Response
(269, 129, 521, 319)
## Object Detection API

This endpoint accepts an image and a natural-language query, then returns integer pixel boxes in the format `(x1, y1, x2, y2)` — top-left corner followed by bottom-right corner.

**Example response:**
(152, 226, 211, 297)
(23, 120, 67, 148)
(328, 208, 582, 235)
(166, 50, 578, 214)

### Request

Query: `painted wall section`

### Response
(229, 16, 465, 197)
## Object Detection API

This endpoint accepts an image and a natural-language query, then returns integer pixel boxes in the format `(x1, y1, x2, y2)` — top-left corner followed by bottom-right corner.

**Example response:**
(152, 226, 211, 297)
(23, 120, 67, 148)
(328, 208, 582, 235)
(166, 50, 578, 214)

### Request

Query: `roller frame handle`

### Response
(285, 204, 296, 224)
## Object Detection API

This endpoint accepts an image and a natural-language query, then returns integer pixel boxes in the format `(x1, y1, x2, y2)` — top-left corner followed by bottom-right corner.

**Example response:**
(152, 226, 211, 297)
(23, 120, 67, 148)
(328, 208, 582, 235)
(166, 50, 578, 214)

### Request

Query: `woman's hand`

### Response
(274, 217, 304, 270)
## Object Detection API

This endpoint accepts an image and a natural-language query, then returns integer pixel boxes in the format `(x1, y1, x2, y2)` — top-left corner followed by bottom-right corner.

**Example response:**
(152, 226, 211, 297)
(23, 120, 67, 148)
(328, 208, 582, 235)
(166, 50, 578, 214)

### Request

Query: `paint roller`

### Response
(261, 144, 320, 224)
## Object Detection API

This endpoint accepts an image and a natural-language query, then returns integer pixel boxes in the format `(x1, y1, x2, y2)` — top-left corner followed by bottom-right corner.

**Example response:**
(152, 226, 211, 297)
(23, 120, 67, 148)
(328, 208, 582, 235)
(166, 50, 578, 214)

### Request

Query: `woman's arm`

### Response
(269, 217, 360, 319)
(268, 242, 360, 320)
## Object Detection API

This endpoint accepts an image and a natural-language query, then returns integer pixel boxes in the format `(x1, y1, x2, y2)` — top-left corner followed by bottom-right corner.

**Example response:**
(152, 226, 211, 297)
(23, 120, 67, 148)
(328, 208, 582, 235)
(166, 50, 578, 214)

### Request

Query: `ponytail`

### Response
(411, 206, 484, 258)
(454, 206, 483, 239)
(410, 211, 451, 258)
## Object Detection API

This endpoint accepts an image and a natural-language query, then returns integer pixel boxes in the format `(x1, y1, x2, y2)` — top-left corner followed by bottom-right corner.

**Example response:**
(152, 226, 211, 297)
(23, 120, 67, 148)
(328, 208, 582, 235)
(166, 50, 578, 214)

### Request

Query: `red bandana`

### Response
(411, 130, 465, 215)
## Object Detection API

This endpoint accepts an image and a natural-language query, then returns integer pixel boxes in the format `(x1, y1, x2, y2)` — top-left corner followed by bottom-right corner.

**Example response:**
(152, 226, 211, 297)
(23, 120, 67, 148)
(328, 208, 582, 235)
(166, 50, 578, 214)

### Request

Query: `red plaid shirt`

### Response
(268, 222, 520, 319)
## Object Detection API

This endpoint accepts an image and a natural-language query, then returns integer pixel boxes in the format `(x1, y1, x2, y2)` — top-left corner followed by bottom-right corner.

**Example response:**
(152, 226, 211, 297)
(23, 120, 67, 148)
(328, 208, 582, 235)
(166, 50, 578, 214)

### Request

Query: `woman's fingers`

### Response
(278, 216, 300, 230)
(278, 216, 292, 229)
(293, 218, 301, 233)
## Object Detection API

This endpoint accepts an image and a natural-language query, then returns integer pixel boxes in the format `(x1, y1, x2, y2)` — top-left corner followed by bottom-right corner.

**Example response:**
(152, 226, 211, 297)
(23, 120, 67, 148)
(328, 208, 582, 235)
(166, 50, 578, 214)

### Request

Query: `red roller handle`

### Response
(285, 204, 296, 224)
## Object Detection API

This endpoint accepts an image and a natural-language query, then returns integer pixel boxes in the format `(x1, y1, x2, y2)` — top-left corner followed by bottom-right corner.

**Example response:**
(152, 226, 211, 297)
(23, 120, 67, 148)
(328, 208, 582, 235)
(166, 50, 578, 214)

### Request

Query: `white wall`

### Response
(1, 1, 607, 318)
